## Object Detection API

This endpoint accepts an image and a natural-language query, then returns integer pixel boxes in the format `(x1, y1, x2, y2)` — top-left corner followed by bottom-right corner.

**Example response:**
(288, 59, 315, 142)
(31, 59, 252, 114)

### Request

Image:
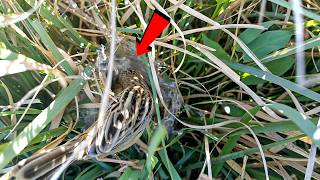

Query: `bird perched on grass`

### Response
(5, 37, 181, 180)
(9, 69, 154, 180)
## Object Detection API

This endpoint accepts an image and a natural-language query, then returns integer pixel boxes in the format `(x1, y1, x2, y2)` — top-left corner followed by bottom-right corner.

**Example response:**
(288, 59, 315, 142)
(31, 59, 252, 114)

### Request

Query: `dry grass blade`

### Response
(0, 0, 44, 27)
(165, 24, 266, 41)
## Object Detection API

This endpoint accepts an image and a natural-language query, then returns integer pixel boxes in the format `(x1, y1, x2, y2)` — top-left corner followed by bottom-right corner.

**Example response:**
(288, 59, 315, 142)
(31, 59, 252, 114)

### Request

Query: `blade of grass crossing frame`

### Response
(23, 0, 88, 46)
(262, 36, 320, 63)
(226, 61, 320, 102)
(226, 118, 318, 137)
(268, 0, 320, 22)
(213, 135, 304, 162)
(30, 20, 74, 75)
(159, 149, 182, 180)
(141, 125, 167, 179)
(119, 167, 140, 180)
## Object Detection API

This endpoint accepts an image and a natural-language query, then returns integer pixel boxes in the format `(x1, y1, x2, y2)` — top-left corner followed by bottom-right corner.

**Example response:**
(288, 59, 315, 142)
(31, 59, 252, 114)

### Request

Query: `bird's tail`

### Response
(3, 138, 80, 180)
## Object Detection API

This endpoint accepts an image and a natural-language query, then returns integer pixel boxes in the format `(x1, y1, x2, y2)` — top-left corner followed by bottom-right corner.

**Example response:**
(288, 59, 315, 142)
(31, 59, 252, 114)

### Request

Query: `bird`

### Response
(92, 69, 154, 156)
(6, 37, 182, 180)
(8, 69, 154, 180)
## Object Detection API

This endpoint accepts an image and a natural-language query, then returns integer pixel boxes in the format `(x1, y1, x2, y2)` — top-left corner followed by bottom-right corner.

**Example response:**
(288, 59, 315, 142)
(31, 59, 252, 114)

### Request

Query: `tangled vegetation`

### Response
(0, 0, 320, 179)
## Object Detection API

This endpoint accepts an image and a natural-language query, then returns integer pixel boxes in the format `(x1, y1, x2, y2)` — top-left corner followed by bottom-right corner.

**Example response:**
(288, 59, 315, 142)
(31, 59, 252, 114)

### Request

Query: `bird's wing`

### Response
(93, 84, 153, 156)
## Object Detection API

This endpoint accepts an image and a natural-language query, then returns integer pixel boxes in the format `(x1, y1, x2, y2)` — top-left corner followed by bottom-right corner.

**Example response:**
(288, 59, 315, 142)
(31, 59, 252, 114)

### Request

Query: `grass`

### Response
(0, 0, 320, 179)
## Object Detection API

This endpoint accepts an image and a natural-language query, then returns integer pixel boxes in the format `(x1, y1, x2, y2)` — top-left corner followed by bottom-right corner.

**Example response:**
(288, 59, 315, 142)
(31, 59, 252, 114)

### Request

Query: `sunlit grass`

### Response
(0, 0, 320, 179)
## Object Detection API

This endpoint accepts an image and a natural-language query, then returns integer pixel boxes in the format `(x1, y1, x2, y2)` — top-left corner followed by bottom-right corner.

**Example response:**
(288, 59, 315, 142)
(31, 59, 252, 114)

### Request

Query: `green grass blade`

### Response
(159, 149, 182, 180)
(119, 167, 140, 180)
(30, 20, 74, 75)
(266, 103, 320, 146)
(23, 0, 88, 46)
(142, 125, 167, 179)
(268, 0, 320, 22)
(227, 118, 318, 137)
(226, 61, 320, 102)
(75, 165, 104, 180)
(213, 135, 304, 162)
(262, 37, 320, 63)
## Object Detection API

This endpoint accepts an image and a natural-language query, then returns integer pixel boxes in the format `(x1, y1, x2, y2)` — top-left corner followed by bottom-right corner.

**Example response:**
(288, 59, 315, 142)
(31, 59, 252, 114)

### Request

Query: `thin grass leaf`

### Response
(142, 125, 167, 179)
(23, 0, 88, 46)
(266, 103, 320, 147)
(29, 126, 67, 145)
(226, 61, 320, 102)
(159, 149, 182, 180)
(119, 167, 140, 180)
(0, 48, 52, 77)
(268, 0, 320, 22)
(75, 165, 104, 180)
(142, 56, 176, 179)
(30, 20, 74, 75)
(0, 109, 41, 117)
(262, 36, 320, 63)
(227, 118, 318, 137)
(213, 135, 304, 162)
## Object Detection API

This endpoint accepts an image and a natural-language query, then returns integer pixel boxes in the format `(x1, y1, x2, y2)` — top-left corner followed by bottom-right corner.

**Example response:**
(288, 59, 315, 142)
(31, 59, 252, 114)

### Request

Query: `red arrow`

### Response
(136, 10, 170, 56)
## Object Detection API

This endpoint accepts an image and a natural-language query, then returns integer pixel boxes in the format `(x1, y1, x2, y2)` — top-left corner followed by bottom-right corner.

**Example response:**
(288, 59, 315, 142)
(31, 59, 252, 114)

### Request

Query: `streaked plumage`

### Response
(92, 70, 153, 156)
(6, 37, 182, 180)
(9, 70, 154, 180)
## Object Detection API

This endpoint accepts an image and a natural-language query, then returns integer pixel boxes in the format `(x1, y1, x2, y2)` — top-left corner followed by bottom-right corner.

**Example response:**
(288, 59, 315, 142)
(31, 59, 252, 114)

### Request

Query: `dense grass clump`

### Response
(0, 0, 320, 179)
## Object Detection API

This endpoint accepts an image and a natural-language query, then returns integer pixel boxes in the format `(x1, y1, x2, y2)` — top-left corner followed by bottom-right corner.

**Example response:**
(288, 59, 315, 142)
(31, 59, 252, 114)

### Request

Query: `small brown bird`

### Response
(93, 70, 154, 156)
(6, 37, 182, 180)
(9, 69, 154, 180)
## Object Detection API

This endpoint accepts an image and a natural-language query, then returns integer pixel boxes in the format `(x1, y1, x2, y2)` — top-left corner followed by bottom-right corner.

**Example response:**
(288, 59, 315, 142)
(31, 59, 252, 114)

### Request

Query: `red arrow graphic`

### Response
(136, 10, 170, 56)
